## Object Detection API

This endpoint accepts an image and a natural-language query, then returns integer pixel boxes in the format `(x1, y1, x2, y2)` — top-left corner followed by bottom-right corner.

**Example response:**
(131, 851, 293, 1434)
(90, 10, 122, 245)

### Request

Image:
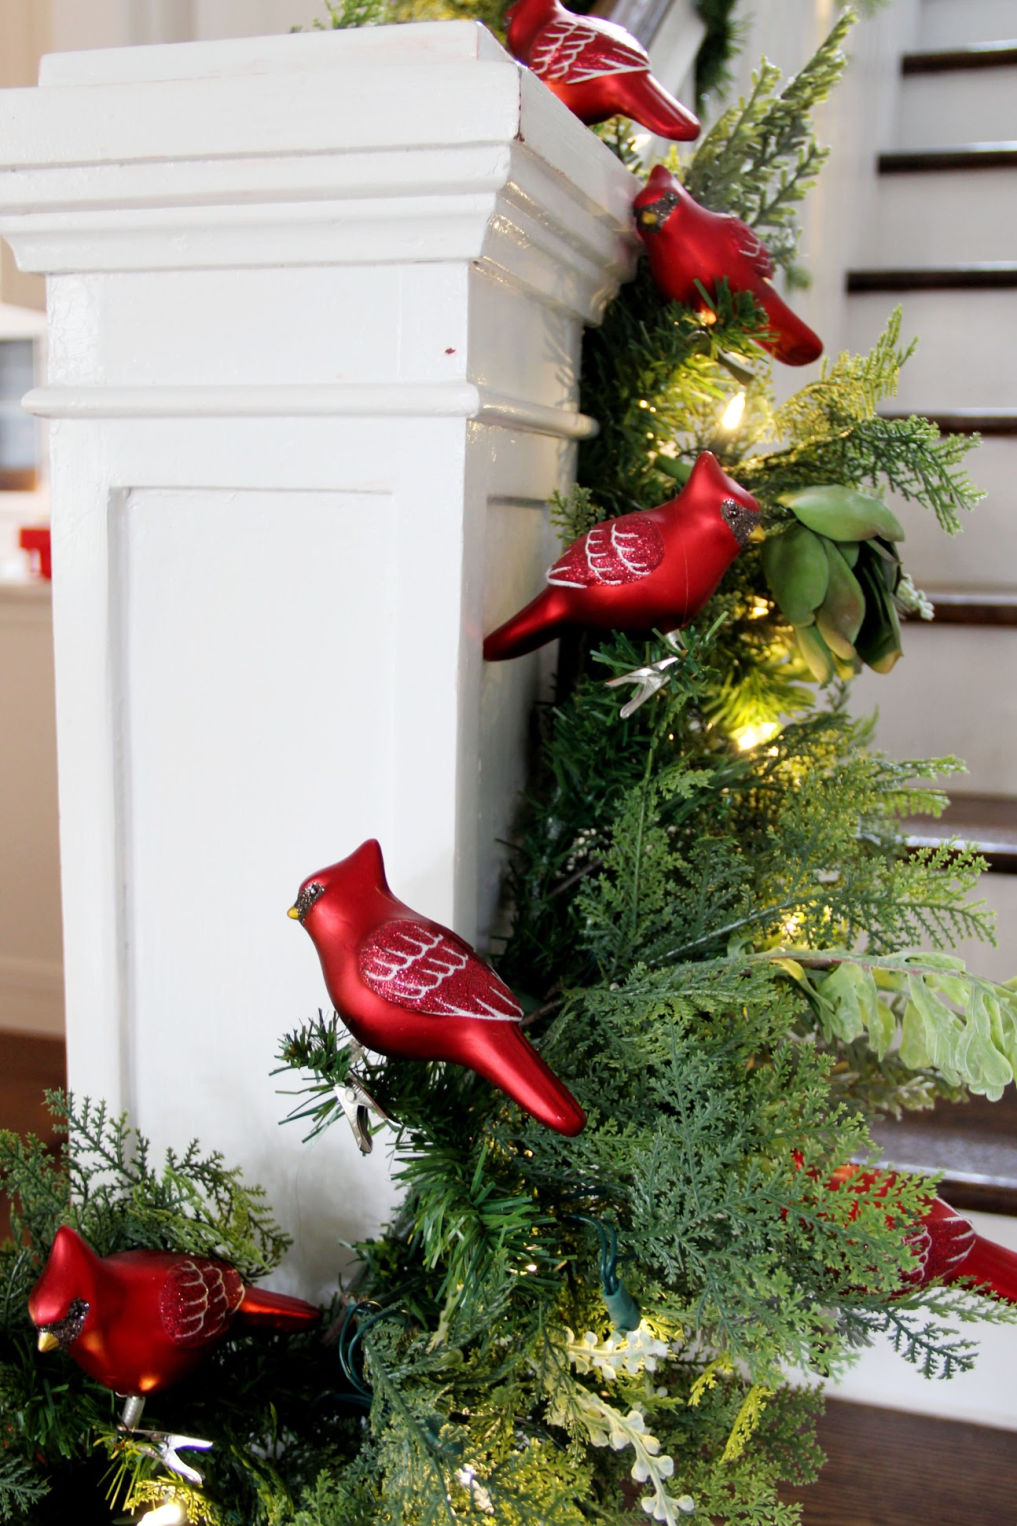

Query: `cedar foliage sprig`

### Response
(738, 310, 983, 532)
(1, 1092, 290, 1277)
(683, 12, 853, 269)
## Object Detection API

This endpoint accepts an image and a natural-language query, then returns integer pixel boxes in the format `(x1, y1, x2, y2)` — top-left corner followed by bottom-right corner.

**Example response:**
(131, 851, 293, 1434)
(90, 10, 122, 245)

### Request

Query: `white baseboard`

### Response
(0, 953, 64, 1037)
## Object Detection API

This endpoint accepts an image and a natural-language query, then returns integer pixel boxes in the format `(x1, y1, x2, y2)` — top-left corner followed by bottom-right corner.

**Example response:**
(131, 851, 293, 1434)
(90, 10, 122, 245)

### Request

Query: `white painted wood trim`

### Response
(24, 383, 599, 438)
(0, 40, 637, 326)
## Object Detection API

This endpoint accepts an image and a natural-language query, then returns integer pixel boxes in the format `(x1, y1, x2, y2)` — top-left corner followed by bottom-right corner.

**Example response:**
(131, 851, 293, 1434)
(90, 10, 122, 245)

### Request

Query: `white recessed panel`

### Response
(117, 486, 399, 1292)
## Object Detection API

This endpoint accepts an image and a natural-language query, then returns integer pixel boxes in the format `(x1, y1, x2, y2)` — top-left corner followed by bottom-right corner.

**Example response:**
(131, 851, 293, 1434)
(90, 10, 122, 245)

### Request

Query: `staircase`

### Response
(846, 0, 1017, 1023)
(819, 0, 1017, 1474)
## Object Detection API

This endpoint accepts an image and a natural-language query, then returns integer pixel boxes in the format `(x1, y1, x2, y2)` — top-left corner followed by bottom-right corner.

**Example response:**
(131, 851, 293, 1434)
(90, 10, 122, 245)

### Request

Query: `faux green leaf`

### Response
(781, 484, 905, 542)
(854, 552, 903, 673)
(795, 622, 836, 682)
(761, 523, 829, 625)
(818, 540, 866, 646)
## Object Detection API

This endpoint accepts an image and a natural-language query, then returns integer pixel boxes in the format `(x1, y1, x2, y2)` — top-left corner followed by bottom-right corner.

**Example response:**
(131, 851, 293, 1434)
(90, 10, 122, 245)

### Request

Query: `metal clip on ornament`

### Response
(604, 631, 686, 718)
(116, 1400, 214, 1486)
(335, 1041, 393, 1154)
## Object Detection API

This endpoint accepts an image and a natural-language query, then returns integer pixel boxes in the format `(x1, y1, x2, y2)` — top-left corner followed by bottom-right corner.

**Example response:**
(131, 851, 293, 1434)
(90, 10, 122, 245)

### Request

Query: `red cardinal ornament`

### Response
(634, 164, 823, 367)
(29, 1226, 320, 1400)
(289, 839, 585, 1136)
(483, 451, 761, 662)
(506, 0, 699, 141)
(827, 1165, 1017, 1304)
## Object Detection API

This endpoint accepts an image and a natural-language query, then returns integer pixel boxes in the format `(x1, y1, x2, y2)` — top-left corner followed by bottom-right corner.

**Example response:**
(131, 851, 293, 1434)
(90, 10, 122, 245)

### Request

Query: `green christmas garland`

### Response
(4, 11, 1017, 1525)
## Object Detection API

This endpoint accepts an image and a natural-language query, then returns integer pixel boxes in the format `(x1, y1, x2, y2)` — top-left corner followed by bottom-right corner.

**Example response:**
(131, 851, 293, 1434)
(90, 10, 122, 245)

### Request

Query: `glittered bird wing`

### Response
(159, 1259, 244, 1347)
(529, 16, 647, 82)
(923, 1201, 978, 1281)
(359, 921, 524, 1022)
(727, 216, 774, 280)
(548, 515, 664, 588)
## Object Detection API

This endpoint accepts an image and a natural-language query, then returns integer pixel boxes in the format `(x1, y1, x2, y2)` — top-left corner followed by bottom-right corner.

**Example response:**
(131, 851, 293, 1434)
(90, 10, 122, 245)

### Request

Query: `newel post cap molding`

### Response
(0, 22, 638, 322)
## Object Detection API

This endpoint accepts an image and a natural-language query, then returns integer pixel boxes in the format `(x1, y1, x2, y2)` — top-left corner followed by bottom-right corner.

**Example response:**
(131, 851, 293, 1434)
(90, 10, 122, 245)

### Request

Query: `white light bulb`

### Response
(138, 1503, 188, 1526)
(733, 721, 779, 751)
(720, 391, 746, 431)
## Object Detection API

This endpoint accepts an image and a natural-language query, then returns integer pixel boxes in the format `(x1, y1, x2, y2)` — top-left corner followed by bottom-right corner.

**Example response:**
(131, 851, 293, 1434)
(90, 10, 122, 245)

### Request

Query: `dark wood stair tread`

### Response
(903, 41, 1017, 73)
(879, 143, 1017, 173)
(784, 1400, 1017, 1525)
(925, 588, 1017, 627)
(872, 1089, 1017, 1216)
(879, 409, 1017, 435)
(848, 263, 1017, 292)
(903, 790, 1017, 871)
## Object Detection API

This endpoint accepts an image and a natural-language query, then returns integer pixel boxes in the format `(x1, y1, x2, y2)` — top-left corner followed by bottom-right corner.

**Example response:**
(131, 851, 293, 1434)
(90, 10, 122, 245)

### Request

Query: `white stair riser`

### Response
(869, 168, 1017, 266)
(890, 436, 1017, 590)
(939, 868, 1017, 986)
(896, 68, 1017, 148)
(850, 623, 1017, 795)
(918, 0, 1017, 48)
(847, 289, 1017, 411)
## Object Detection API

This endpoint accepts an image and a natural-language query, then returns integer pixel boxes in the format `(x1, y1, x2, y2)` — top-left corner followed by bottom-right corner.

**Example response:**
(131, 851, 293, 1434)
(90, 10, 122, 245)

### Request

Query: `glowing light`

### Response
(138, 1504, 188, 1526)
(733, 721, 779, 751)
(780, 912, 804, 940)
(720, 391, 746, 431)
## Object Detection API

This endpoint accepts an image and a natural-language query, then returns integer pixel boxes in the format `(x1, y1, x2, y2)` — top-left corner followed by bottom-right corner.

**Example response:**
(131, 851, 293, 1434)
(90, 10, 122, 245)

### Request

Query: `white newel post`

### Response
(0, 24, 636, 1293)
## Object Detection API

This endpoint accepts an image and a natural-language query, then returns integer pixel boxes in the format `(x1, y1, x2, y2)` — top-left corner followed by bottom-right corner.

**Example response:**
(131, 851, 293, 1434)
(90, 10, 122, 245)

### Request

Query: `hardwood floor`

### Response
(0, 1030, 65, 1236)
(0, 1031, 65, 1138)
(785, 1399, 1017, 1525)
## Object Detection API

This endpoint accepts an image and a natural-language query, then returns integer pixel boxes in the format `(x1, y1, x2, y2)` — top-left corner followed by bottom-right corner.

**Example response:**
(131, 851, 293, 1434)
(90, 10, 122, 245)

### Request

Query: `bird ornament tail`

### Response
(625, 73, 700, 141)
(238, 1285, 324, 1330)
(455, 1014, 586, 1136)
(754, 284, 824, 368)
(483, 586, 572, 662)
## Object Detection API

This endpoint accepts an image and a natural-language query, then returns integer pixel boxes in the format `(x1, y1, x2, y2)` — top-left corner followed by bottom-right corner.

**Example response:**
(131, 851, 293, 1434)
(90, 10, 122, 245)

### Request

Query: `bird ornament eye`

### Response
(289, 881, 325, 922)
(37, 1297, 89, 1352)
(635, 190, 681, 232)
(720, 498, 764, 550)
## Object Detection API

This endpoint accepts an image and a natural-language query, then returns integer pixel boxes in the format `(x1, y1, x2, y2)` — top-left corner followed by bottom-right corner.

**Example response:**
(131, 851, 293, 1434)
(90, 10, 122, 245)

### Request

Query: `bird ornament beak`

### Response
(37, 1330, 60, 1353)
